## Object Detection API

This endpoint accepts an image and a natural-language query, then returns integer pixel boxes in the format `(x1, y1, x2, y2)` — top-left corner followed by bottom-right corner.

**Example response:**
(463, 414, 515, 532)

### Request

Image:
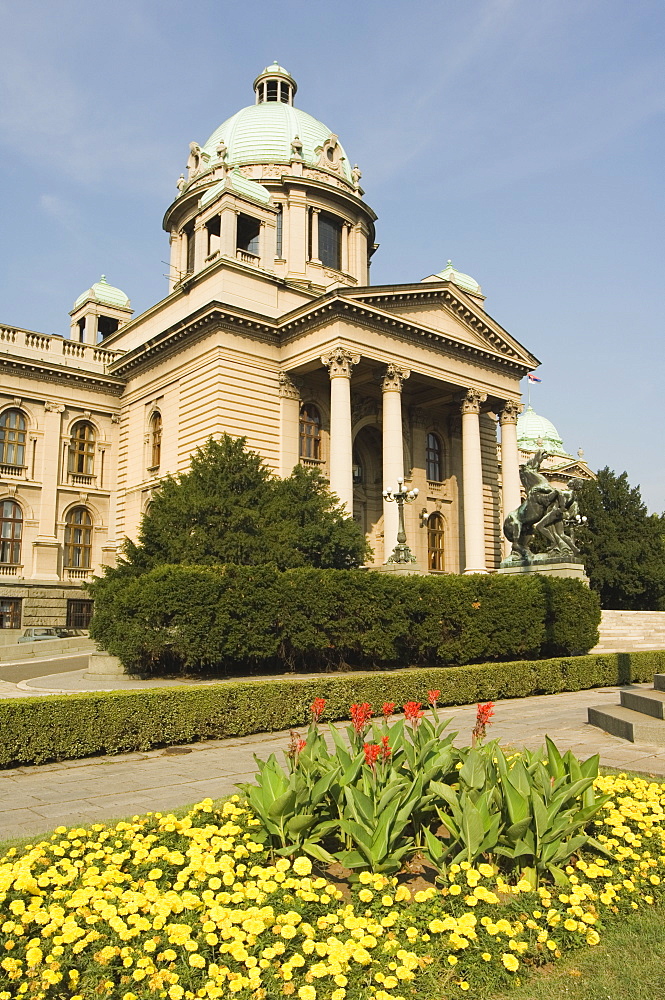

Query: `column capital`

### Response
(321, 348, 360, 378)
(381, 363, 410, 392)
(460, 388, 487, 415)
(278, 372, 301, 400)
(499, 399, 522, 425)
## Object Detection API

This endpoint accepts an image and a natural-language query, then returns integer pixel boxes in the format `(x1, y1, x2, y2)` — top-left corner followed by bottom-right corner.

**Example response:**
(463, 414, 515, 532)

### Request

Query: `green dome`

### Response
(517, 406, 570, 458)
(201, 103, 353, 183)
(432, 260, 482, 295)
(74, 275, 130, 310)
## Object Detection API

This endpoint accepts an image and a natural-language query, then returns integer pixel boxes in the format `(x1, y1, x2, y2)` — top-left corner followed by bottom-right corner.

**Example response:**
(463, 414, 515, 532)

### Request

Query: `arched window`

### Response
(299, 404, 322, 460)
(150, 412, 162, 469)
(427, 511, 445, 571)
(0, 500, 22, 565)
(65, 507, 93, 568)
(426, 432, 443, 482)
(0, 410, 26, 467)
(69, 422, 96, 476)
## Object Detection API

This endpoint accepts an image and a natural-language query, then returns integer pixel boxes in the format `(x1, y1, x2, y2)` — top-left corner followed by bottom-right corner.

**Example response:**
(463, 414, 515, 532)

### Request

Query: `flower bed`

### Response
(1, 699, 665, 999)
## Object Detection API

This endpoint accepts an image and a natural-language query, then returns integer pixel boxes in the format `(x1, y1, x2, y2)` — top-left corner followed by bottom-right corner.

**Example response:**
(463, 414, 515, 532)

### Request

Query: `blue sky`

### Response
(0, 0, 663, 512)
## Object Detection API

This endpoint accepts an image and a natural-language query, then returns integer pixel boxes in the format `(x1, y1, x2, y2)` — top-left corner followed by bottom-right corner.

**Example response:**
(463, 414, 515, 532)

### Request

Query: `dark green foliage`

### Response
(577, 468, 665, 610)
(0, 650, 662, 768)
(112, 435, 369, 575)
(89, 566, 600, 675)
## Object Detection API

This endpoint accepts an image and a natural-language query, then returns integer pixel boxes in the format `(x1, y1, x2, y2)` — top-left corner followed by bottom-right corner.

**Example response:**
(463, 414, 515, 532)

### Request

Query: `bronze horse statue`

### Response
(503, 450, 582, 562)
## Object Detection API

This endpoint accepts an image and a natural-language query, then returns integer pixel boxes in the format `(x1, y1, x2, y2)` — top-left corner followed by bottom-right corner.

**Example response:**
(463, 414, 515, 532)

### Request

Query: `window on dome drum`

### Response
(150, 412, 162, 469)
(236, 214, 261, 257)
(426, 432, 443, 482)
(0, 410, 26, 467)
(184, 221, 195, 275)
(0, 500, 22, 565)
(0, 598, 21, 629)
(65, 507, 93, 569)
(206, 214, 221, 256)
(318, 213, 342, 270)
(427, 512, 445, 571)
(69, 422, 96, 477)
(67, 599, 94, 629)
(299, 404, 322, 460)
(97, 315, 119, 341)
(275, 204, 283, 258)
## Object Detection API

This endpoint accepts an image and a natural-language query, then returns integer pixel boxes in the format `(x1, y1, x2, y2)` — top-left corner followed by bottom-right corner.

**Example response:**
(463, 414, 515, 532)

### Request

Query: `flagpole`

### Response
(527, 378, 531, 408)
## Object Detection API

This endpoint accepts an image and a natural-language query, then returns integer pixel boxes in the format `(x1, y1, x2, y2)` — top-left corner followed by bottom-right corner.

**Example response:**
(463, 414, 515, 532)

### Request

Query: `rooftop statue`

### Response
(502, 449, 587, 565)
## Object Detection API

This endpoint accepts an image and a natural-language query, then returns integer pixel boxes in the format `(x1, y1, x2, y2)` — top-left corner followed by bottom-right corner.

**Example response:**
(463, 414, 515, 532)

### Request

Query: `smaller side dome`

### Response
(74, 275, 131, 310)
(421, 260, 482, 296)
(517, 406, 570, 457)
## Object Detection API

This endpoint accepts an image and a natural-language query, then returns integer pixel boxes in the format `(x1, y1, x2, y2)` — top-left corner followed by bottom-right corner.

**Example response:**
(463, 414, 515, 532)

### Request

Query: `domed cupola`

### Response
(163, 65, 376, 293)
(253, 62, 297, 105)
(69, 275, 133, 345)
(517, 406, 570, 458)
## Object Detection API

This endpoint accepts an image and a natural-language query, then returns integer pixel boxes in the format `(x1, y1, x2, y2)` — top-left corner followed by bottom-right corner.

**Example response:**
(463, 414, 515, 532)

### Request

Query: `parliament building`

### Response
(0, 63, 545, 634)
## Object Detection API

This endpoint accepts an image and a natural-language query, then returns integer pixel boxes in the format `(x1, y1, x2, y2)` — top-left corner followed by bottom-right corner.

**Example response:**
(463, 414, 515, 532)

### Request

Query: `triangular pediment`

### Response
(341, 282, 539, 368)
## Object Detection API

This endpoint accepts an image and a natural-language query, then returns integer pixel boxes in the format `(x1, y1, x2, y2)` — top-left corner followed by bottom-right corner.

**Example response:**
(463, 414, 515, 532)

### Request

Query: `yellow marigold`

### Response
(586, 929, 600, 946)
(358, 889, 373, 903)
(502, 953, 519, 972)
(293, 857, 312, 877)
(297, 987, 316, 1000)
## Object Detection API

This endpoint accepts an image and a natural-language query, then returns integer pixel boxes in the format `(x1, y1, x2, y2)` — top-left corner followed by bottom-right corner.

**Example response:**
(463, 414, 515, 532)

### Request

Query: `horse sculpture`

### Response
(503, 450, 584, 563)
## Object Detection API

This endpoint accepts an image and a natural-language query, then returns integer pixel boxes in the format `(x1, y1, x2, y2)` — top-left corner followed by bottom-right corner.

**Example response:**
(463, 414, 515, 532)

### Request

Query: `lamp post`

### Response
(383, 478, 419, 564)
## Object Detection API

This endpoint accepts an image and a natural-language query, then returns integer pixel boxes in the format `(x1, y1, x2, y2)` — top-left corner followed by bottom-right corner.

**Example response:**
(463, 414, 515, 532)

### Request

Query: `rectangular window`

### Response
(0, 598, 21, 629)
(236, 214, 261, 256)
(275, 204, 283, 258)
(67, 599, 94, 629)
(318, 213, 342, 270)
(184, 222, 195, 274)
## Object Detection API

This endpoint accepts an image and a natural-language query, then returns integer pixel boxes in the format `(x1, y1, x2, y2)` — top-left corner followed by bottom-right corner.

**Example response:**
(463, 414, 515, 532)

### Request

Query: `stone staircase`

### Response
(588, 675, 665, 745)
(591, 610, 665, 654)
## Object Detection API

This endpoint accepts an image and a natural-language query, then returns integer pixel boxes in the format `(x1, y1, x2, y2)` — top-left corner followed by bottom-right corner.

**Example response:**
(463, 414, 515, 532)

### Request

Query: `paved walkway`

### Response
(2, 684, 665, 841)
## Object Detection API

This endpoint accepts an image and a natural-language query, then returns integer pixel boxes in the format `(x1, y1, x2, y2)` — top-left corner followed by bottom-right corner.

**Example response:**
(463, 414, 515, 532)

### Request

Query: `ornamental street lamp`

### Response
(383, 477, 419, 564)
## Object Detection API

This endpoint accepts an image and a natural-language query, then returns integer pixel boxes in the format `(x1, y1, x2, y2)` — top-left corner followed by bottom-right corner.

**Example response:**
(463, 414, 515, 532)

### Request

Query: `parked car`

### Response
(17, 626, 89, 643)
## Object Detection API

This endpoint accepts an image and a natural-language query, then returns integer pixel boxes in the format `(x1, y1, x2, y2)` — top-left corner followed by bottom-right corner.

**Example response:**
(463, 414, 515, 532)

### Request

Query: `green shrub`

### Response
(89, 565, 601, 674)
(0, 650, 663, 768)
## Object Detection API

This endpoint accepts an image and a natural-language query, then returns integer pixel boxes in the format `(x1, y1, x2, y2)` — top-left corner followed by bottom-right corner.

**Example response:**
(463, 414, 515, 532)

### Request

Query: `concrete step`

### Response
(588, 703, 665, 745)
(655, 675, 665, 692)
(620, 688, 665, 719)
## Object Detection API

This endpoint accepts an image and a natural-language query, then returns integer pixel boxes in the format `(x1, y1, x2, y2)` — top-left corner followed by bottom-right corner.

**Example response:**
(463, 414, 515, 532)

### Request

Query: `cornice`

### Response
(0, 356, 126, 396)
(346, 283, 539, 368)
(109, 301, 279, 377)
(277, 295, 536, 375)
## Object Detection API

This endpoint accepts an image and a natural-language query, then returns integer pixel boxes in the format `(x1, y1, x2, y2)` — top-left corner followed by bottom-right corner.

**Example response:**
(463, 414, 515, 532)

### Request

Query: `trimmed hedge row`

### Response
(2, 649, 664, 768)
(89, 565, 601, 674)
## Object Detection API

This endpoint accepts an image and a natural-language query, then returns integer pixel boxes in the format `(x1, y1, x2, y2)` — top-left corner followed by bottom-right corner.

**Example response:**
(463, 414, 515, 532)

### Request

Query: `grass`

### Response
(488, 903, 665, 1000)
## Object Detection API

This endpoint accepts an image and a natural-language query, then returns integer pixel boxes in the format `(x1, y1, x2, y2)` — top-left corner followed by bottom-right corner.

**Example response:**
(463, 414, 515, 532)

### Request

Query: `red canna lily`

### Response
(310, 697, 326, 722)
(403, 701, 424, 724)
(363, 742, 381, 769)
(350, 702, 373, 733)
(472, 701, 495, 744)
(381, 701, 396, 720)
(428, 689, 441, 705)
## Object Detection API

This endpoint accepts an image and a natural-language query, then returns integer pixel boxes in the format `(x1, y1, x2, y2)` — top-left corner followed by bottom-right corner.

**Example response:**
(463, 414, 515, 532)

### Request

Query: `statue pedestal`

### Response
(497, 561, 589, 584)
(371, 563, 425, 576)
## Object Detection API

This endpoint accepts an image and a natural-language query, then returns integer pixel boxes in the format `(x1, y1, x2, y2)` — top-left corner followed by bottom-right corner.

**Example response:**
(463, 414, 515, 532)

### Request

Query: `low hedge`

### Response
(2, 649, 663, 768)
(89, 565, 601, 674)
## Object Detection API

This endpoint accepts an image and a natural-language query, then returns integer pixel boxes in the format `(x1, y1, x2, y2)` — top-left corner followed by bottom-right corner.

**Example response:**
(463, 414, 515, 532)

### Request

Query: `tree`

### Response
(112, 434, 370, 574)
(576, 468, 665, 610)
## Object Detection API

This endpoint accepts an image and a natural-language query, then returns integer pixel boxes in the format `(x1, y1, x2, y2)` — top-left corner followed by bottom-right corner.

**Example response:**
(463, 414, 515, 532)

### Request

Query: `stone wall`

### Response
(0, 580, 88, 642)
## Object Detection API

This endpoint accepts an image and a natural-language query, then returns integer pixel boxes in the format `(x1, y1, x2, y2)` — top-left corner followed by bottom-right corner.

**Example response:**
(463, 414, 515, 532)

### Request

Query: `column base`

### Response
(370, 563, 426, 576)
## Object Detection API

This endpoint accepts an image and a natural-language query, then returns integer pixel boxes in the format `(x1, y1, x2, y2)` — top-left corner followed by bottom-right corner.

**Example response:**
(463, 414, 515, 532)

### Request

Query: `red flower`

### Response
(428, 689, 441, 705)
(350, 702, 373, 733)
(403, 701, 424, 722)
(287, 729, 306, 759)
(381, 702, 396, 720)
(472, 702, 495, 743)
(363, 742, 381, 768)
(380, 735, 392, 760)
(310, 697, 326, 722)
(297, 739, 307, 752)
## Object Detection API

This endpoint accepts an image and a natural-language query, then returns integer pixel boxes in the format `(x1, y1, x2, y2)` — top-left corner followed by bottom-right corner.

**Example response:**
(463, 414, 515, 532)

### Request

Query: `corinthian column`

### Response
(499, 400, 523, 556)
(381, 364, 410, 559)
(278, 372, 301, 477)
(321, 348, 360, 514)
(461, 388, 488, 574)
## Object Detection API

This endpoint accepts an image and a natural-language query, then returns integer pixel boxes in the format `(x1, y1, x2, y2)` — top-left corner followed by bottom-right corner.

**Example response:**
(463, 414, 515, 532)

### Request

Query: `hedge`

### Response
(2, 649, 664, 768)
(89, 565, 601, 674)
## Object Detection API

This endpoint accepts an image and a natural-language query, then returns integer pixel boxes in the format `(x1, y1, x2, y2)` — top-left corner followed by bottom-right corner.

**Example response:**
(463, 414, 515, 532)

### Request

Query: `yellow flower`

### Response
(358, 889, 374, 903)
(448, 955, 458, 965)
(586, 929, 600, 946)
(293, 857, 312, 877)
(481, 953, 491, 961)
(297, 988, 317, 1000)
(502, 953, 519, 972)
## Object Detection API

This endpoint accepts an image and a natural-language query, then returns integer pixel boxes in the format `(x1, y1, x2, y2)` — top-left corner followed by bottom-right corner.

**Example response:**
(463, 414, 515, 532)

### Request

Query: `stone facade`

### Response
(0, 64, 540, 632)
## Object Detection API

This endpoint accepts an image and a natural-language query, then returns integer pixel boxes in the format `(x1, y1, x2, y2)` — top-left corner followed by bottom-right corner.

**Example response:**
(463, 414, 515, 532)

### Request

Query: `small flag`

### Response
(527, 372, 542, 383)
